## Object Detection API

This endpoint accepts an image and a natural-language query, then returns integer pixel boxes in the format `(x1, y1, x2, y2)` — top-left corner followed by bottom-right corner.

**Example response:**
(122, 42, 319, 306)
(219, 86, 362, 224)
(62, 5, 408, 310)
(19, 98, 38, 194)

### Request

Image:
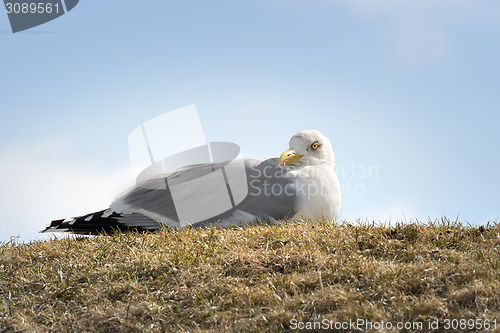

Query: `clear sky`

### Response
(1, 0, 499, 242)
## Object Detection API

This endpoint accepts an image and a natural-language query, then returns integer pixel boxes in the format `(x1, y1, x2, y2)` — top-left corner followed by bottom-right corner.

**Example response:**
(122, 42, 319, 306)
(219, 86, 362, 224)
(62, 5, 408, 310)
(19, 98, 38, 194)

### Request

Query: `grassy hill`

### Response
(0, 220, 499, 332)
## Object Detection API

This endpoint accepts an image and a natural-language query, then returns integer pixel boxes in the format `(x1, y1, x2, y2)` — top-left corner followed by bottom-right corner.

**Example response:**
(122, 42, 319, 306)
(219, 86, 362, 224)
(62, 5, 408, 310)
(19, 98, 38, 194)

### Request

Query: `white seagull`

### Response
(42, 130, 341, 234)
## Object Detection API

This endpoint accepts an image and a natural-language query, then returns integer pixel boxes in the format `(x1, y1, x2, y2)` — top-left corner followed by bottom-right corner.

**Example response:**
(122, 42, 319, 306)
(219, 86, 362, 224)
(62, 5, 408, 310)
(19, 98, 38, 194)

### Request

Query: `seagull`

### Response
(41, 130, 341, 234)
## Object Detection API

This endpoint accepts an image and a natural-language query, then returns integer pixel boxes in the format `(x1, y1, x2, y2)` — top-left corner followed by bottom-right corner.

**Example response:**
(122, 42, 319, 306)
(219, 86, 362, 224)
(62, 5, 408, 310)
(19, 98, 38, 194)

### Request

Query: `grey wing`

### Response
(228, 158, 300, 221)
(110, 158, 301, 228)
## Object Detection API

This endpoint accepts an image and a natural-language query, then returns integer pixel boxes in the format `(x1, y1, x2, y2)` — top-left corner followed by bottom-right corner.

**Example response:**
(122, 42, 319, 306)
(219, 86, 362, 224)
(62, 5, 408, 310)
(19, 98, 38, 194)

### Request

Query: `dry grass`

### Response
(0, 219, 499, 332)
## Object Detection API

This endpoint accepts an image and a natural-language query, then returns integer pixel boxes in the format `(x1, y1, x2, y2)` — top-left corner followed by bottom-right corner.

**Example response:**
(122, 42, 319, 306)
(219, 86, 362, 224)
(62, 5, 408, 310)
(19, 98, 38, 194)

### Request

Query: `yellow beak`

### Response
(278, 149, 303, 166)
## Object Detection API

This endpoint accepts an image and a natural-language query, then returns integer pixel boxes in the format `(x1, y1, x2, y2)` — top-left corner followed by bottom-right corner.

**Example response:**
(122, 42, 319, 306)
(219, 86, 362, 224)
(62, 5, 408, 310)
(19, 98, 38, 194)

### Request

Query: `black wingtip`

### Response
(43, 210, 160, 235)
(40, 218, 67, 233)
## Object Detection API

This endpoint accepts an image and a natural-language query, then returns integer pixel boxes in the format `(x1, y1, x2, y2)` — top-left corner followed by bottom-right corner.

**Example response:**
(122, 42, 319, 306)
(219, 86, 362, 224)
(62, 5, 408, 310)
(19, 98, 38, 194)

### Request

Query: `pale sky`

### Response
(1, 0, 499, 242)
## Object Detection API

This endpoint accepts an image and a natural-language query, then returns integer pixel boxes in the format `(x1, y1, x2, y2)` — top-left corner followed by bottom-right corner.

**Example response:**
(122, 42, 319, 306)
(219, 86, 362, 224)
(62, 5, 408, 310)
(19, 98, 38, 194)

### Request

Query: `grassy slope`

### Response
(0, 220, 499, 332)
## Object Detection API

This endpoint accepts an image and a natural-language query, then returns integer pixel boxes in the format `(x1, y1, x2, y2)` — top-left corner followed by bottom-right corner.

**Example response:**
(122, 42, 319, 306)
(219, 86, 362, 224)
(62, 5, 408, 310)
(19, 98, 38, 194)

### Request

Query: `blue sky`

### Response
(1, 0, 499, 242)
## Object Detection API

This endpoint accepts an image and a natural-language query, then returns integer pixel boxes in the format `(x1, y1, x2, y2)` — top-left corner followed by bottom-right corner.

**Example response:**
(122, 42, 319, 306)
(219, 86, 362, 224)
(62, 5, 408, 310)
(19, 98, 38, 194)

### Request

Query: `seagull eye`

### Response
(311, 142, 320, 150)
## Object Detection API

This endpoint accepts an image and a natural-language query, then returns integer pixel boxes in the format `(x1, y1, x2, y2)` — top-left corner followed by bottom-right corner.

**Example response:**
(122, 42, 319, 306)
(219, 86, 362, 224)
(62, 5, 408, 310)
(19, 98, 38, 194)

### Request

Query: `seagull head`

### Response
(278, 130, 335, 167)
